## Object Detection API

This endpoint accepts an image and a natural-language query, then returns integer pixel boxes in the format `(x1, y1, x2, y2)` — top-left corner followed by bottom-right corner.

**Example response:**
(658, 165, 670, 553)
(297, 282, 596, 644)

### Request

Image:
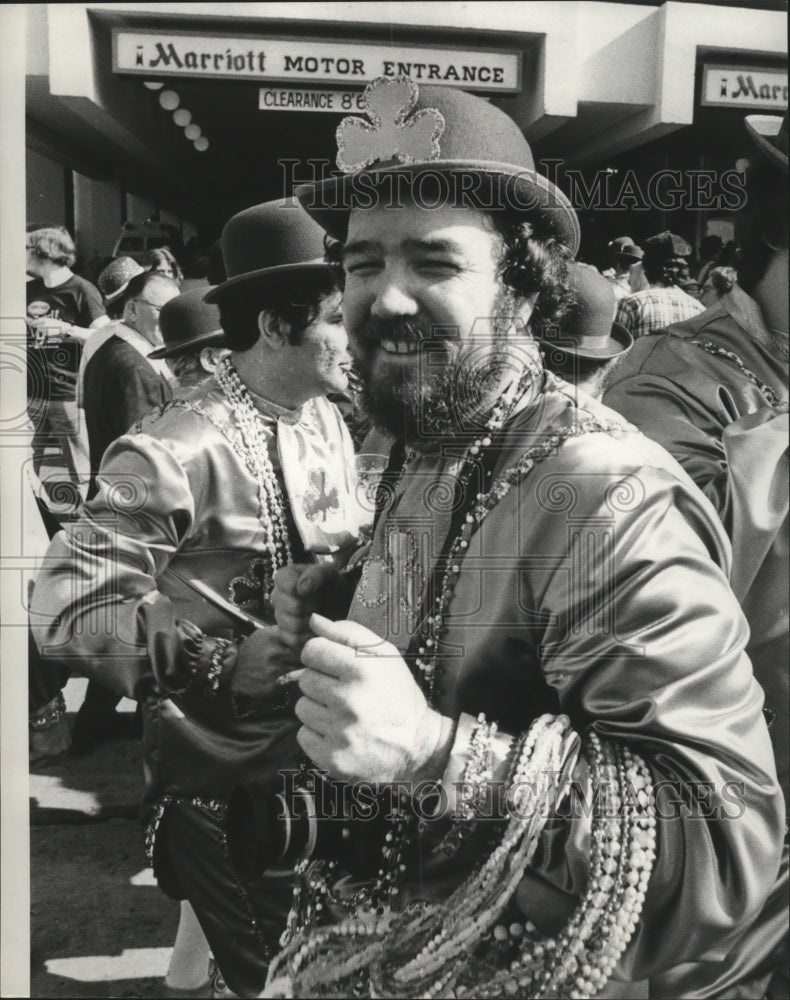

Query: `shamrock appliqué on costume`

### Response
(336, 75, 445, 173)
(303, 469, 339, 523)
(229, 555, 274, 609)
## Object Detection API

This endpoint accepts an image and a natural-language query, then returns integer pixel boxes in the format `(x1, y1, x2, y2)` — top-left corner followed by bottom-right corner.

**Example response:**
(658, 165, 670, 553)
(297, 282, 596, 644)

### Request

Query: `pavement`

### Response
(30, 679, 181, 999)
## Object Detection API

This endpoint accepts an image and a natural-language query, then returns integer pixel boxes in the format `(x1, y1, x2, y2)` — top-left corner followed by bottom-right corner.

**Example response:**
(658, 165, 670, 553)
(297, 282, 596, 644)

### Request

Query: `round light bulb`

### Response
(144, 80, 164, 91)
(173, 108, 191, 127)
(194, 137, 209, 152)
(184, 124, 201, 140)
(158, 89, 180, 111)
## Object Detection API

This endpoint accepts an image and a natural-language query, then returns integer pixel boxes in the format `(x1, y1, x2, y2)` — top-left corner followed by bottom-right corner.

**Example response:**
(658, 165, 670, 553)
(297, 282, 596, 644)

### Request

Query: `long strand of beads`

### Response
(214, 358, 292, 599)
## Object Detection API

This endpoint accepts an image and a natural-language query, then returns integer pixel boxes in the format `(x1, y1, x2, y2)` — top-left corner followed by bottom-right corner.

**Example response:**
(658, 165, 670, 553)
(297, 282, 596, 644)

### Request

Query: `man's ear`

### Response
(258, 309, 289, 350)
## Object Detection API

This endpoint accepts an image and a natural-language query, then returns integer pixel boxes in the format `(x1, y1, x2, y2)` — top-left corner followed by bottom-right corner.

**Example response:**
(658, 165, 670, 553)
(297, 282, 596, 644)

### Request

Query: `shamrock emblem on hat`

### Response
(336, 75, 445, 173)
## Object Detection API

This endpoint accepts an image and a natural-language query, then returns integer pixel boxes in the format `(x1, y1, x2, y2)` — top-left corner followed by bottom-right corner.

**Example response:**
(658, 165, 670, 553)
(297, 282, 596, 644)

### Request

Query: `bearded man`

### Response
(262, 78, 784, 999)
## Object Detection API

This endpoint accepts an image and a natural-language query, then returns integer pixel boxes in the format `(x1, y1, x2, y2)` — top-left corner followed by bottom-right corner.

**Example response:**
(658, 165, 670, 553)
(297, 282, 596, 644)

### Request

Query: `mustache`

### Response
(355, 317, 458, 344)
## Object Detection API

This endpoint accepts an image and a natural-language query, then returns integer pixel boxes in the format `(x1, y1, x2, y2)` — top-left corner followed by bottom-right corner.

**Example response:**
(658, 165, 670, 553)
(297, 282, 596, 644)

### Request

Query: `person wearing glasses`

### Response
(81, 270, 179, 502)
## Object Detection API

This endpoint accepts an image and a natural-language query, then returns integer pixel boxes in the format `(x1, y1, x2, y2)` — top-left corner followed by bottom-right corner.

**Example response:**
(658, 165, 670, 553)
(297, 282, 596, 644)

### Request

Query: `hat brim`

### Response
(296, 161, 581, 254)
(204, 261, 335, 304)
(745, 116, 788, 171)
(148, 329, 227, 359)
(539, 321, 633, 361)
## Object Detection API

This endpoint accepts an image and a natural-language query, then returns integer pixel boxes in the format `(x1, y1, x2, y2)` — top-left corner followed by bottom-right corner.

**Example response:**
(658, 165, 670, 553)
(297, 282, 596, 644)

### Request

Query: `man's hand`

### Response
(272, 563, 348, 650)
(296, 614, 454, 784)
(227, 626, 301, 703)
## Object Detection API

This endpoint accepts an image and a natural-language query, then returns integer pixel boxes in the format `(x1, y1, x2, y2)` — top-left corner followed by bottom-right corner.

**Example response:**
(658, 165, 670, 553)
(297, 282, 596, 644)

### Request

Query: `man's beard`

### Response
(352, 290, 539, 451)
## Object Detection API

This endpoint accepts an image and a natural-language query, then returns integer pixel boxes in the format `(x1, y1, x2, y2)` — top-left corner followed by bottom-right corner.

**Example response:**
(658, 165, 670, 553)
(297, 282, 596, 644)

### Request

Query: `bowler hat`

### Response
(745, 113, 788, 172)
(99, 256, 145, 303)
(148, 288, 226, 359)
(538, 262, 633, 360)
(204, 198, 334, 304)
(296, 76, 580, 253)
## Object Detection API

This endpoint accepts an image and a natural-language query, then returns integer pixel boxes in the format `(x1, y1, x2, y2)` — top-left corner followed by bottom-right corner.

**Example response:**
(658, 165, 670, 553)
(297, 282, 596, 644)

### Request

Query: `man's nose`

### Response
(370, 270, 419, 320)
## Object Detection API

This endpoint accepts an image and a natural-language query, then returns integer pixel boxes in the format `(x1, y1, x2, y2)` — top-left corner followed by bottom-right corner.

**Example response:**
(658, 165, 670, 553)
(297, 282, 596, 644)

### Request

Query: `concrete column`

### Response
(26, 147, 66, 227)
(73, 173, 123, 263)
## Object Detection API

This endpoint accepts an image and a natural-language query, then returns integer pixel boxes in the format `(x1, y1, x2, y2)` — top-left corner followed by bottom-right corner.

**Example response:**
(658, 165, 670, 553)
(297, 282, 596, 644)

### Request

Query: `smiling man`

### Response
(263, 78, 785, 999)
(31, 199, 369, 997)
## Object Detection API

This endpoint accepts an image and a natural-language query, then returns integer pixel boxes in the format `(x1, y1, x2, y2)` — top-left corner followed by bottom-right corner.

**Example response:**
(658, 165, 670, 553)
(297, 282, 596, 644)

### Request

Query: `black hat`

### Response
(148, 288, 226, 359)
(296, 76, 580, 253)
(745, 113, 788, 172)
(204, 198, 334, 304)
(538, 262, 633, 361)
(643, 232, 693, 262)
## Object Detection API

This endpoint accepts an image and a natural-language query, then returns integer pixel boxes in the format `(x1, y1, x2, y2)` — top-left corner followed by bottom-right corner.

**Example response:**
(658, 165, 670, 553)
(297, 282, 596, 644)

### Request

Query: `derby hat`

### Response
(538, 262, 633, 360)
(204, 198, 335, 304)
(296, 76, 580, 254)
(745, 112, 788, 172)
(99, 256, 145, 303)
(148, 288, 226, 359)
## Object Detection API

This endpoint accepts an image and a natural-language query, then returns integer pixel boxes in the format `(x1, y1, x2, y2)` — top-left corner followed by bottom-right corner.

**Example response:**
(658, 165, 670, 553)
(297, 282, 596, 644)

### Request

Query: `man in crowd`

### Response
(26, 225, 109, 526)
(81, 270, 178, 500)
(538, 261, 633, 399)
(147, 287, 229, 393)
(604, 113, 789, 816)
(614, 231, 704, 337)
(30, 199, 369, 997)
(601, 235, 643, 300)
(263, 78, 783, 998)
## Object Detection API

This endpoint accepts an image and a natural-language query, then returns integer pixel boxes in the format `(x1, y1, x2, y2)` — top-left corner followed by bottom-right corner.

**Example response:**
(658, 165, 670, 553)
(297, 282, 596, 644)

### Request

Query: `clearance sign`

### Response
(112, 30, 522, 94)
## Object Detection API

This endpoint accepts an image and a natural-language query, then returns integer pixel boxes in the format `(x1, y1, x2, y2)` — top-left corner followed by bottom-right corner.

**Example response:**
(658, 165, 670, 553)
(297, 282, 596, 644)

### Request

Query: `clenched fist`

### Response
(295, 614, 455, 785)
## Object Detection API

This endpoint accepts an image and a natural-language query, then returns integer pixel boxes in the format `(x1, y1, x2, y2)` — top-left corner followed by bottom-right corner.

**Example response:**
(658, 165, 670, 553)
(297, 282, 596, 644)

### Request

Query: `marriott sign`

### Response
(112, 30, 522, 94)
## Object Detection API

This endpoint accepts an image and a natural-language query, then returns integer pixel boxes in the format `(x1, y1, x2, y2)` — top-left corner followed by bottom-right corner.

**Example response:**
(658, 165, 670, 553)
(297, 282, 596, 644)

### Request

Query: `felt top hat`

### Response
(609, 236, 643, 262)
(538, 262, 633, 361)
(204, 198, 335, 304)
(296, 76, 580, 254)
(148, 288, 227, 359)
(745, 112, 788, 172)
(98, 256, 145, 303)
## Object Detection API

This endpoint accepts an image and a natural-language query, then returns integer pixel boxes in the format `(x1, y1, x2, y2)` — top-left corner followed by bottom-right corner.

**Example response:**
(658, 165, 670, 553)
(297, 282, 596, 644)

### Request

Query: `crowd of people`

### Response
(26, 78, 787, 1000)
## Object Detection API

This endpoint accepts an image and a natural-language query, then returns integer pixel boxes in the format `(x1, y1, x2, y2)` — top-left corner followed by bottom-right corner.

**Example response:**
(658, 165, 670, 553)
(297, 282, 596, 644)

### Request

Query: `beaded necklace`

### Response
(214, 357, 293, 602)
(663, 333, 783, 408)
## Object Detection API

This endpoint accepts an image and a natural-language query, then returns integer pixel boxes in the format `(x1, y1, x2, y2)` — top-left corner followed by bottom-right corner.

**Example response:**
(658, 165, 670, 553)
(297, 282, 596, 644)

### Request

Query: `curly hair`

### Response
(218, 270, 341, 352)
(143, 247, 184, 284)
(26, 227, 76, 267)
(642, 255, 692, 287)
(485, 214, 575, 330)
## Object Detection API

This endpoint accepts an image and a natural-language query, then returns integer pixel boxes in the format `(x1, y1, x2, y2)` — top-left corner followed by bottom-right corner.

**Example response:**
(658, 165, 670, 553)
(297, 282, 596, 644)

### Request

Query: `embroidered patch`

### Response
(228, 554, 274, 608)
(303, 469, 340, 523)
(336, 75, 445, 173)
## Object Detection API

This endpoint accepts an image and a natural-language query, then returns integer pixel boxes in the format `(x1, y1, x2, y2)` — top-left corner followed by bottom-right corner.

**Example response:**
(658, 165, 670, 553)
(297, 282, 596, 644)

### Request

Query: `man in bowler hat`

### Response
(265, 77, 782, 998)
(31, 199, 369, 996)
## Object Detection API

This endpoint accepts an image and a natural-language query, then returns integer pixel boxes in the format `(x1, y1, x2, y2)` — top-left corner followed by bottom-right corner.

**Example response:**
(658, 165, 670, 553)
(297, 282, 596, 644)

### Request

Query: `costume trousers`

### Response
(158, 798, 292, 998)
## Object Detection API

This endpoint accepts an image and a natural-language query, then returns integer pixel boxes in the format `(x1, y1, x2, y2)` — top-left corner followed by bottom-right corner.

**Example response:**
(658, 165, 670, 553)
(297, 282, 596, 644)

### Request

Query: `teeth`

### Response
(380, 339, 420, 355)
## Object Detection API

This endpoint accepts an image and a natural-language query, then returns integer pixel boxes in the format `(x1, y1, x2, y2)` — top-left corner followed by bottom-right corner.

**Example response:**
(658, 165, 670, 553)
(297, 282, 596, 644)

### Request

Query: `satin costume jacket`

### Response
(30, 379, 364, 799)
(345, 375, 784, 998)
(602, 288, 789, 802)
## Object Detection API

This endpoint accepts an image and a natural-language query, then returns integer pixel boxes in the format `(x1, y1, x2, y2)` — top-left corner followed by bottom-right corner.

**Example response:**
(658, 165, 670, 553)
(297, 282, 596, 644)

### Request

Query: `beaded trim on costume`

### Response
(29, 691, 66, 730)
(662, 333, 783, 408)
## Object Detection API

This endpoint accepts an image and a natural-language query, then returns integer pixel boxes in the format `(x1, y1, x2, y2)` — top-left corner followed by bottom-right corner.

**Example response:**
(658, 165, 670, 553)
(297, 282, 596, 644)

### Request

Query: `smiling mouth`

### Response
(379, 339, 422, 355)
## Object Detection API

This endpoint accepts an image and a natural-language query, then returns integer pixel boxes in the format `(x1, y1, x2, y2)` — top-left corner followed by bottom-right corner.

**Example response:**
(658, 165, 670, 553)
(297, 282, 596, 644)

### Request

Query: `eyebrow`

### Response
(342, 237, 468, 259)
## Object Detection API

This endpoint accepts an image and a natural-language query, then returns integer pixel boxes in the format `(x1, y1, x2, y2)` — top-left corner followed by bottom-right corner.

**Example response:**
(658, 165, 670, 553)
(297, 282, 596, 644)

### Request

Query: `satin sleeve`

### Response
(30, 431, 201, 700)
(603, 367, 734, 527)
(437, 459, 784, 979)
